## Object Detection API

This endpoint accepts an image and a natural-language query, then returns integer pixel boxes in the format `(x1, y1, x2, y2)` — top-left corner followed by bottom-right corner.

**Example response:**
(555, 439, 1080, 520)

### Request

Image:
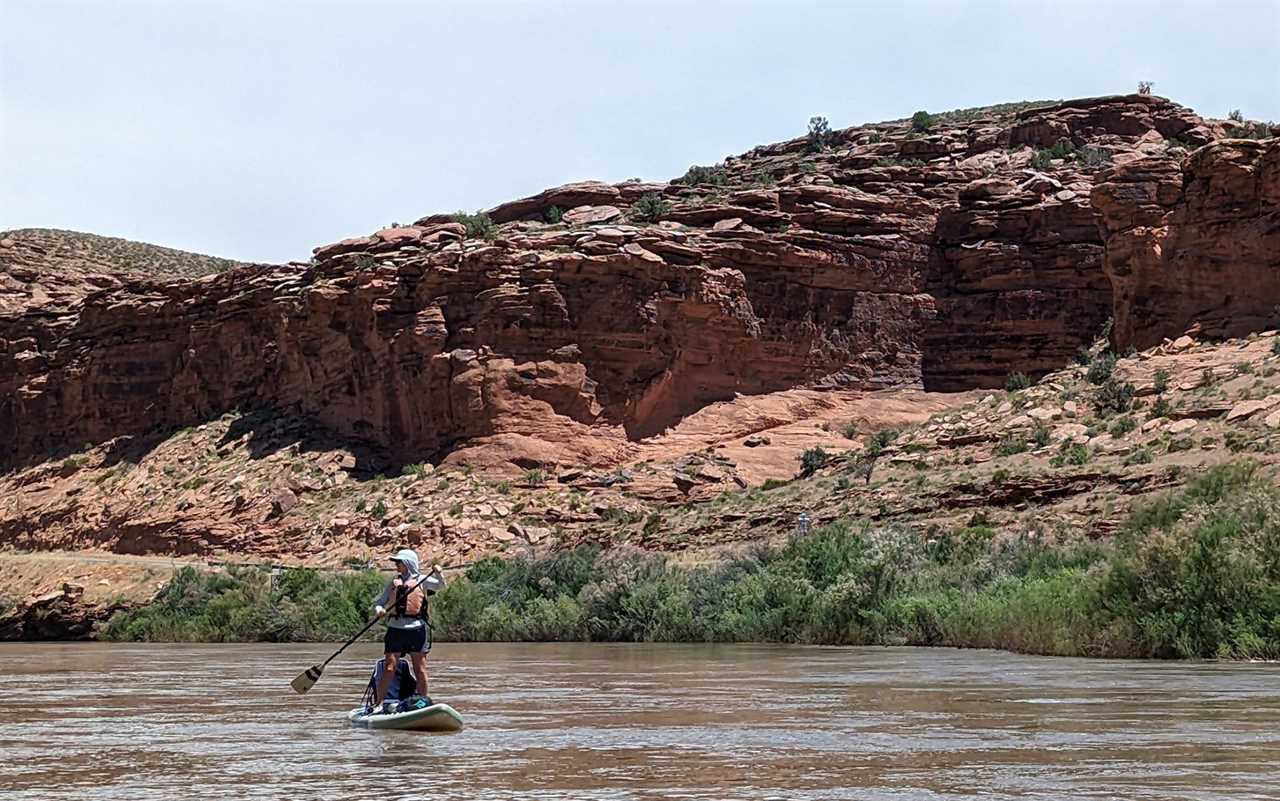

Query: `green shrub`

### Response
(1235, 361, 1255, 376)
(1150, 396, 1172, 419)
(1005, 372, 1032, 391)
(1167, 436, 1194, 453)
(675, 163, 729, 186)
(370, 499, 387, 520)
(1224, 431, 1250, 453)
(807, 116, 833, 152)
(1051, 441, 1090, 467)
(102, 566, 386, 643)
(1102, 461, 1280, 658)
(798, 447, 829, 477)
(107, 461, 1280, 661)
(863, 428, 899, 458)
(1125, 447, 1155, 465)
(643, 513, 662, 536)
(543, 206, 563, 224)
(451, 211, 497, 240)
(1153, 368, 1171, 394)
(995, 434, 1029, 457)
(630, 193, 670, 223)
(1108, 415, 1137, 437)
(761, 478, 789, 491)
(1093, 379, 1136, 416)
(1031, 425, 1052, 448)
(1031, 140, 1076, 170)
(910, 111, 932, 133)
(1087, 352, 1117, 384)
(524, 468, 546, 486)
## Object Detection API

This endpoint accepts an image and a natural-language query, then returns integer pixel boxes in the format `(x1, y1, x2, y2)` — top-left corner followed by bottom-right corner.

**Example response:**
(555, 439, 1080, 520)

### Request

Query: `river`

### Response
(0, 643, 1276, 800)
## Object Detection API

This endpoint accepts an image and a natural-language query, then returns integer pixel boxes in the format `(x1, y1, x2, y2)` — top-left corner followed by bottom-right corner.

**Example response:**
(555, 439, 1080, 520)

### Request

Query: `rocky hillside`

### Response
(0, 228, 244, 312)
(0, 94, 1277, 630)
(3, 327, 1278, 638)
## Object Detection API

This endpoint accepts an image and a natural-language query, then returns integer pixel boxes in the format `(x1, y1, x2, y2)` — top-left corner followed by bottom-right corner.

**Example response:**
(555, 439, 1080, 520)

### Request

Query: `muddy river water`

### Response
(0, 643, 1277, 800)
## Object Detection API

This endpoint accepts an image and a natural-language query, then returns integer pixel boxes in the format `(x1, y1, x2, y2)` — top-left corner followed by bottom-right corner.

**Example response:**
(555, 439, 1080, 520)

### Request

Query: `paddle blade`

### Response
(291, 663, 324, 694)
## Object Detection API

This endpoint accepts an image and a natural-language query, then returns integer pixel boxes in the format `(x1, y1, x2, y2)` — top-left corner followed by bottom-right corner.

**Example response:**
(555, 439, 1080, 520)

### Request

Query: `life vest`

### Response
(393, 576, 427, 619)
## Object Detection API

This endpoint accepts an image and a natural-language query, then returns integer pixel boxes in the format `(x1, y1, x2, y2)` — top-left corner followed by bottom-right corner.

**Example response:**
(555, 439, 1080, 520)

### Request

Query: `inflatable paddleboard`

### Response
(347, 703, 464, 732)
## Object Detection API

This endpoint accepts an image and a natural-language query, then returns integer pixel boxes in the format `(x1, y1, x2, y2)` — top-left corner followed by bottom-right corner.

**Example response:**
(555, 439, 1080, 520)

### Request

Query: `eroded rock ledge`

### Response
(1, 96, 1274, 470)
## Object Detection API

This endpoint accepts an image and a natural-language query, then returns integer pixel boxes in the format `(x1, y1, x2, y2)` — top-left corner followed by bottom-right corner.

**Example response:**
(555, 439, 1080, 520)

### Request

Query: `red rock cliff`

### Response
(1092, 139, 1280, 349)
(2, 95, 1271, 470)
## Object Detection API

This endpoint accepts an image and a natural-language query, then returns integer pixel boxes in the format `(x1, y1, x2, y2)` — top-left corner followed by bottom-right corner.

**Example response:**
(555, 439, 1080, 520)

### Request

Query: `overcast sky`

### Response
(2, 0, 1277, 264)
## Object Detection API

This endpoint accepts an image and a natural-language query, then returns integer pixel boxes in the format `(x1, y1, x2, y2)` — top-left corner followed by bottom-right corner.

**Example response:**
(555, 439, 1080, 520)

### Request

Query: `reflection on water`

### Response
(0, 643, 1277, 800)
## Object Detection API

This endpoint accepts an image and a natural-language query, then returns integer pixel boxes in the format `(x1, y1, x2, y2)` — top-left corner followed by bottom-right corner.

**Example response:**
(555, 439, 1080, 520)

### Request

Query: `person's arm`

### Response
(422, 564, 446, 595)
(372, 580, 393, 617)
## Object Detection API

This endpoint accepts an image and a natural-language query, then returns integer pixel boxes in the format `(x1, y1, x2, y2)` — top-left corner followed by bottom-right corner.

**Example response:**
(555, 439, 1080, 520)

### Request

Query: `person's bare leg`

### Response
(374, 652, 399, 705)
(410, 652, 428, 699)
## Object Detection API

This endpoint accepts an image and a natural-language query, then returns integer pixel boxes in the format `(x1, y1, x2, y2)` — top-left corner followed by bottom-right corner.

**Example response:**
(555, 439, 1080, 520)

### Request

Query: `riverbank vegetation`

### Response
(103, 461, 1280, 659)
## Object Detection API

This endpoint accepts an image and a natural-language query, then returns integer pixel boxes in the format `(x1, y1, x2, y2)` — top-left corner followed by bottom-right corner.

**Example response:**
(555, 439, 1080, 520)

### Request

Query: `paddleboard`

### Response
(347, 703, 464, 732)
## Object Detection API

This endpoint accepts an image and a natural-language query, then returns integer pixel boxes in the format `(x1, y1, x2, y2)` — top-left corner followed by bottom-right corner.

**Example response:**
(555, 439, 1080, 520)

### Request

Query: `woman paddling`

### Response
(371, 548, 444, 711)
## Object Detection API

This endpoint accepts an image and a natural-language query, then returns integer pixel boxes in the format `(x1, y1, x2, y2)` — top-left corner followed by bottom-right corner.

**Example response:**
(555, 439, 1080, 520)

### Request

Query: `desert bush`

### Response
(1124, 447, 1155, 466)
(1093, 379, 1136, 416)
(630, 193, 670, 222)
(1086, 352, 1117, 384)
(451, 211, 497, 240)
(1051, 441, 1091, 467)
(1005, 372, 1032, 391)
(807, 116, 833, 151)
(798, 447, 829, 477)
(107, 463, 1280, 660)
(1031, 425, 1052, 448)
(1108, 415, 1137, 437)
(1102, 462, 1280, 658)
(675, 163, 728, 186)
(1153, 368, 1171, 394)
(910, 111, 933, 133)
(995, 434, 1029, 457)
(864, 429, 899, 457)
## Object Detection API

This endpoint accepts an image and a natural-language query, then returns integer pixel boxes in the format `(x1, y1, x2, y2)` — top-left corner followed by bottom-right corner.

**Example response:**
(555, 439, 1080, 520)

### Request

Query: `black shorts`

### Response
(383, 625, 428, 655)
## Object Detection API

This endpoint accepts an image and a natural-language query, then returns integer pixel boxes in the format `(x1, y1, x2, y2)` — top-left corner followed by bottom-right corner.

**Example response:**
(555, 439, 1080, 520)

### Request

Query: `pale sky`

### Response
(2, 0, 1277, 264)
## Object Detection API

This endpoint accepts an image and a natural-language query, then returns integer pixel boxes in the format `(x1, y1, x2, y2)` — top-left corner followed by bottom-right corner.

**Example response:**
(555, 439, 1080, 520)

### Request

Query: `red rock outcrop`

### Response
(2, 95, 1270, 474)
(924, 174, 1111, 389)
(1093, 139, 1280, 349)
(0, 582, 124, 640)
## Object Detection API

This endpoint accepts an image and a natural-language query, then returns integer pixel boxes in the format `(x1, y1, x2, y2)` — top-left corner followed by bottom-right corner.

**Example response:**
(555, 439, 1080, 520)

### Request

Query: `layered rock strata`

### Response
(3, 95, 1270, 473)
(1093, 139, 1280, 349)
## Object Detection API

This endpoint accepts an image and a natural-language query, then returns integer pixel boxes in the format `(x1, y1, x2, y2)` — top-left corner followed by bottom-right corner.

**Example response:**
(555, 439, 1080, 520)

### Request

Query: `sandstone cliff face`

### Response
(1, 95, 1270, 474)
(1093, 139, 1280, 349)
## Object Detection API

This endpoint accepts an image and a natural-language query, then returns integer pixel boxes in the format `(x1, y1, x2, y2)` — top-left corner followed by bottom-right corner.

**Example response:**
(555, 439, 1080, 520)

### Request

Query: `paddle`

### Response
(290, 567, 444, 695)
